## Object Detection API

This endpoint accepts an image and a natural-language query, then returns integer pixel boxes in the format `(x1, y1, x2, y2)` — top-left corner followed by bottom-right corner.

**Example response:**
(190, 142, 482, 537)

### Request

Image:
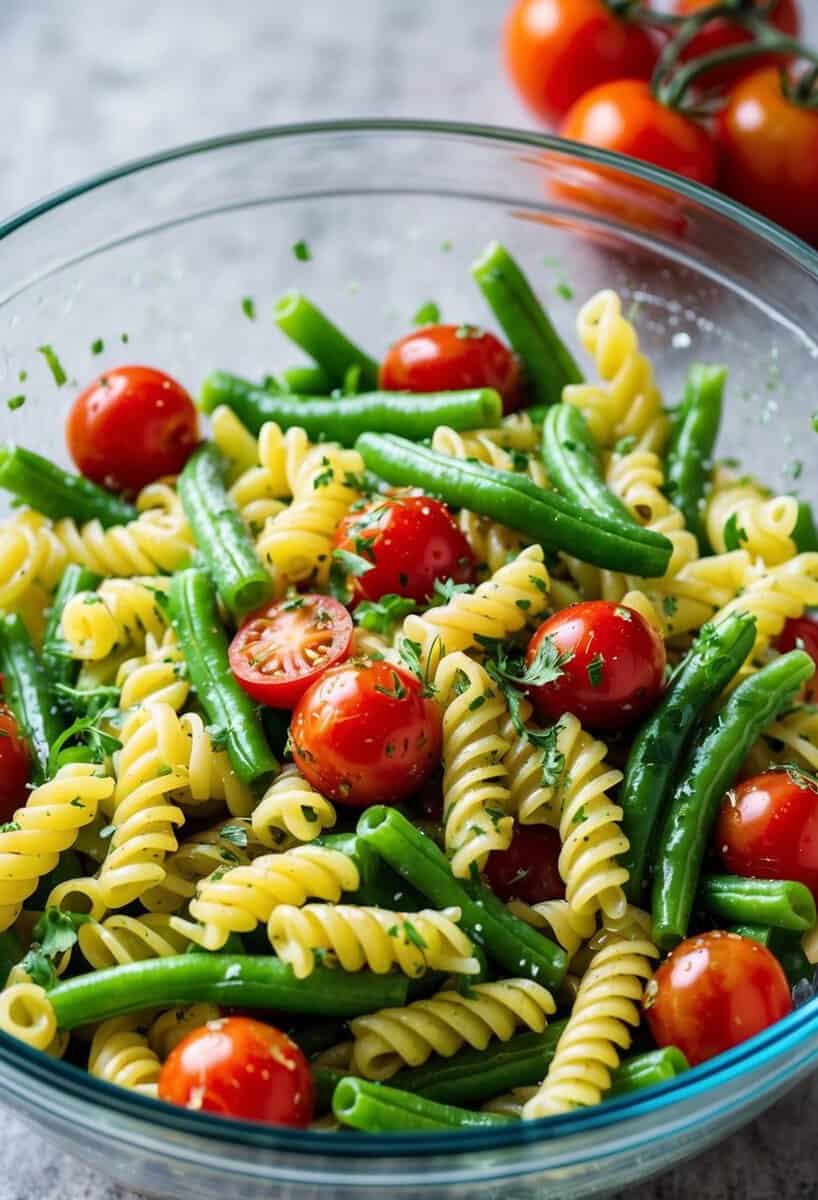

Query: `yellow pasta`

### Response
(0, 983, 59, 1052)
(89, 1015, 162, 1096)
(148, 1004, 222, 1059)
(712, 553, 818, 657)
(117, 629, 190, 713)
(502, 698, 560, 828)
(607, 445, 698, 579)
(78, 913, 191, 970)
(61, 577, 170, 660)
(508, 899, 597, 959)
(252, 764, 336, 847)
(139, 818, 262, 914)
(707, 472, 798, 566)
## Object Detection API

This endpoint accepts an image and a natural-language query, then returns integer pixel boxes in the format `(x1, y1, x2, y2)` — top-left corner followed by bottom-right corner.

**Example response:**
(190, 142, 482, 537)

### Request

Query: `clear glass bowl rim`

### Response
(2, 117, 818, 1157)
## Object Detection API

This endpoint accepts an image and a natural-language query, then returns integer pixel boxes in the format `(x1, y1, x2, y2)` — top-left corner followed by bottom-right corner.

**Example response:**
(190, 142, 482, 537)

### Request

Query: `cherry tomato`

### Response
(674, 0, 799, 89)
(645, 931, 792, 1066)
(485, 825, 565, 905)
(66, 366, 199, 493)
(290, 660, 442, 808)
(561, 80, 719, 187)
(228, 595, 353, 710)
(333, 497, 475, 606)
(380, 324, 522, 414)
(158, 1016, 313, 1127)
(0, 705, 29, 821)
(716, 769, 818, 901)
(776, 615, 818, 703)
(526, 600, 666, 731)
(504, 0, 658, 127)
(717, 67, 818, 245)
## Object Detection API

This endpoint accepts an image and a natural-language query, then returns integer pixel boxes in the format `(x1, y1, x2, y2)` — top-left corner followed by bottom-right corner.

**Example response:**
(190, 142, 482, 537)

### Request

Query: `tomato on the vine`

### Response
(333, 496, 475, 606)
(485, 825, 565, 905)
(526, 600, 666, 730)
(229, 595, 352, 709)
(561, 80, 719, 187)
(645, 931, 792, 1066)
(66, 366, 199, 493)
(380, 324, 522, 413)
(290, 660, 442, 808)
(674, 0, 800, 88)
(0, 704, 29, 821)
(504, 0, 658, 127)
(158, 1016, 314, 1127)
(717, 67, 818, 245)
(776, 615, 818, 702)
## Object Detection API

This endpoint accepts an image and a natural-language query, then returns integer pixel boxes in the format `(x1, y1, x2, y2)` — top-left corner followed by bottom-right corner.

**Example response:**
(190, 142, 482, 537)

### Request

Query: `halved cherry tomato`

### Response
(229, 595, 352, 709)
(504, 0, 658, 127)
(290, 660, 442, 808)
(66, 365, 199, 493)
(158, 1016, 313, 1127)
(561, 79, 719, 187)
(674, 0, 799, 89)
(716, 769, 818, 901)
(380, 325, 522, 413)
(333, 496, 475, 606)
(485, 825, 565, 905)
(776, 615, 818, 702)
(0, 704, 29, 821)
(645, 931, 792, 1066)
(717, 67, 818, 245)
(526, 600, 666, 731)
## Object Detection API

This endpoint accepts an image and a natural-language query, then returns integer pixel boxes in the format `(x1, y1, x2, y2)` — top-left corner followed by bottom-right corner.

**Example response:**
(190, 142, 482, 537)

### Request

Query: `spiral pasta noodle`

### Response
(61, 577, 170, 660)
(89, 1016, 162, 1096)
(267, 904, 478, 979)
(746, 706, 818, 776)
(210, 405, 262, 484)
(0, 983, 59, 1052)
(712, 553, 818, 657)
(501, 698, 561, 828)
(522, 937, 657, 1118)
(606, 446, 698, 579)
(707, 473, 798, 566)
(78, 913, 192, 970)
(508, 899, 597, 960)
(0, 514, 56, 610)
(349, 979, 557, 1080)
(148, 1004, 222, 1059)
(252, 764, 337, 847)
(117, 629, 191, 713)
(139, 818, 262, 914)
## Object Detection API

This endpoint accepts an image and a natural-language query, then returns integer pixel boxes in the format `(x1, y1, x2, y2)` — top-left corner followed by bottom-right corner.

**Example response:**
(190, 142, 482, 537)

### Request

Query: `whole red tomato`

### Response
(718, 67, 818, 245)
(66, 365, 199, 493)
(561, 80, 719, 187)
(776, 615, 818, 702)
(645, 931, 792, 1066)
(485, 825, 565, 905)
(505, 0, 658, 127)
(674, 0, 800, 88)
(0, 704, 29, 820)
(290, 660, 442, 807)
(381, 324, 521, 413)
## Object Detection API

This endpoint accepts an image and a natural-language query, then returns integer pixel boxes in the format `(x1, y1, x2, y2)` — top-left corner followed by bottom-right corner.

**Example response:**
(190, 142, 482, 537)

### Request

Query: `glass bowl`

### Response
(1, 120, 818, 1200)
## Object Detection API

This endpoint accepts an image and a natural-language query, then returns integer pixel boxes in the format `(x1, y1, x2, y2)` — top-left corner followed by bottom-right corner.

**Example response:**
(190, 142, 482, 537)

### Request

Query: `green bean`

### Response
(608, 1047, 689, 1097)
(0, 930, 24, 989)
(49, 955, 410, 1030)
(620, 613, 758, 903)
(177, 444, 272, 620)
(728, 924, 813, 987)
(651, 650, 815, 950)
(274, 292, 379, 391)
(699, 875, 816, 932)
(665, 364, 726, 552)
(356, 807, 567, 988)
(793, 501, 818, 554)
(313, 1066, 345, 1115)
(357, 433, 673, 577)
(277, 363, 333, 395)
(199, 372, 502, 445)
(169, 569, 277, 785)
(41, 565, 102, 691)
(0, 614, 64, 785)
(332, 1077, 513, 1133)
(389, 1024, 567, 1106)
(471, 242, 582, 407)
(0, 443, 136, 527)
(541, 404, 634, 523)
(317, 832, 425, 911)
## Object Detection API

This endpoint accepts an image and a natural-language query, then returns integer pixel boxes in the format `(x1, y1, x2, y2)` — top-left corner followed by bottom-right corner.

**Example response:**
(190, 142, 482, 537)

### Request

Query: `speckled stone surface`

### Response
(3, 2, 818, 1196)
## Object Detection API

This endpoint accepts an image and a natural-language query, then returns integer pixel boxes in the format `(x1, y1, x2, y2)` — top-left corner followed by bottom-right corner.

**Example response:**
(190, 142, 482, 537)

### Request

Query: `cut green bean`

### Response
(49, 955, 410, 1030)
(332, 1077, 513, 1133)
(699, 875, 816, 932)
(793, 501, 818, 553)
(665, 364, 726, 552)
(0, 443, 136, 527)
(651, 650, 815, 951)
(608, 1047, 690, 1097)
(169, 569, 277, 784)
(200, 372, 501, 445)
(471, 242, 582, 407)
(41, 565, 102, 691)
(178, 443, 272, 620)
(0, 614, 65, 785)
(313, 1066, 346, 1115)
(542, 404, 634, 523)
(274, 292, 379, 391)
(357, 806, 567, 988)
(276, 363, 333, 395)
(317, 832, 425, 911)
(357, 433, 673, 577)
(620, 613, 758, 903)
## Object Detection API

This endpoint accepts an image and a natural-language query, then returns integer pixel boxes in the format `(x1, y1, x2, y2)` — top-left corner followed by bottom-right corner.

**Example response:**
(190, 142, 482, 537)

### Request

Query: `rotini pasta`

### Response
(61, 577, 170, 660)
(707, 472, 798, 566)
(148, 1004, 222, 1059)
(89, 1015, 162, 1096)
(78, 912, 191, 970)
(712, 553, 818, 657)
(117, 629, 190, 713)
(508, 899, 597, 960)
(139, 818, 262, 914)
(0, 983, 59, 1052)
(251, 764, 337, 847)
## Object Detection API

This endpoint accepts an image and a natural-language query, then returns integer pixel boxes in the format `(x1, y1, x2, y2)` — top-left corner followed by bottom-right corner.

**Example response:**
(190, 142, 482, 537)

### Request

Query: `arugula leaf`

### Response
(48, 688, 122, 775)
(354, 594, 417, 636)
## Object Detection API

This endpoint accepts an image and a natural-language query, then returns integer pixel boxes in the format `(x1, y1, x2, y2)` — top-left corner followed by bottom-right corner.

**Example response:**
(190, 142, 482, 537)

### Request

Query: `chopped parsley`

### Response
(6, 395, 25, 410)
(312, 457, 335, 489)
(354, 594, 417, 636)
(37, 344, 67, 386)
(723, 513, 748, 552)
(328, 547, 374, 600)
(662, 595, 678, 617)
(587, 653, 605, 688)
(402, 920, 427, 951)
(374, 670, 408, 701)
(556, 281, 574, 300)
(398, 636, 438, 697)
(241, 297, 256, 320)
(412, 301, 440, 326)
(613, 435, 637, 456)
(455, 324, 484, 340)
(429, 577, 474, 607)
(90, 338, 104, 355)
(293, 240, 311, 262)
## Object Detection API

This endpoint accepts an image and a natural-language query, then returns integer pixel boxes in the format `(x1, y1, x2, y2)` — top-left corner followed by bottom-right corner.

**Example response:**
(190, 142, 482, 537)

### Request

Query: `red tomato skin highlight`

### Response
(717, 771, 818, 901)
(333, 496, 475, 606)
(290, 661, 443, 808)
(645, 931, 792, 1066)
(504, 0, 658, 127)
(380, 324, 522, 413)
(526, 600, 666, 731)
(561, 79, 719, 187)
(0, 705, 29, 821)
(776, 616, 818, 703)
(485, 825, 565, 905)
(66, 365, 199, 493)
(158, 1017, 314, 1127)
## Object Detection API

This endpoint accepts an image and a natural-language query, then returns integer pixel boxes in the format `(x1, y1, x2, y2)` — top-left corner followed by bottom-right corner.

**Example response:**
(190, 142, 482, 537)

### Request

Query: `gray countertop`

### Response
(3, 1, 817, 1196)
